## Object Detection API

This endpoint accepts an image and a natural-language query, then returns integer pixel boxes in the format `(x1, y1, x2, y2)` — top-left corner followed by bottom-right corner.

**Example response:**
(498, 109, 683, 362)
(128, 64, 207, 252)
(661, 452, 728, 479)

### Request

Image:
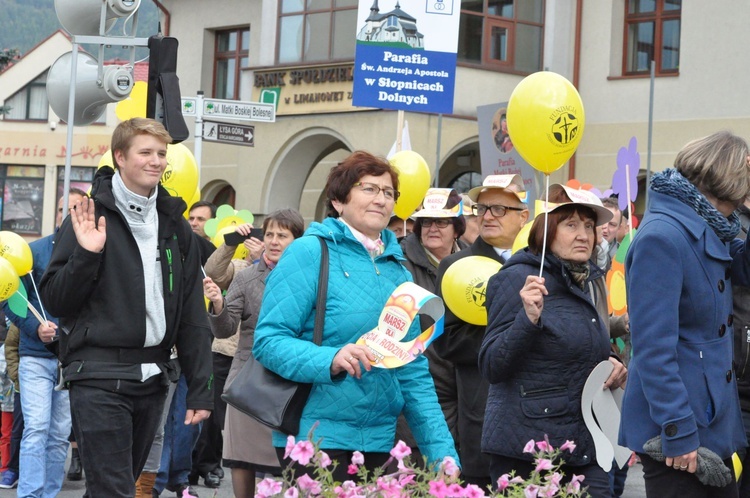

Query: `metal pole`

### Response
(646, 60, 655, 206)
(62, 43, 80, 222)
(194, 91, 204, 186)
(434, 114, 442, 187)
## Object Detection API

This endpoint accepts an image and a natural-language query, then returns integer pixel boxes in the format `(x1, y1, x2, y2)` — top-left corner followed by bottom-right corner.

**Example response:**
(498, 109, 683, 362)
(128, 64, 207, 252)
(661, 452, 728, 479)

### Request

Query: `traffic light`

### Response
(147, 34, 189, 143)
(46, 0, 144, 125)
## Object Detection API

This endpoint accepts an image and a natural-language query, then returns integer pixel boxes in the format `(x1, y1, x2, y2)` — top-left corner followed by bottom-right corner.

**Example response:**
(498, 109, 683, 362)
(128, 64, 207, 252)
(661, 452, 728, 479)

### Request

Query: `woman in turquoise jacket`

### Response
(253, 151, 458, 481)
(621, 131, 750, 497)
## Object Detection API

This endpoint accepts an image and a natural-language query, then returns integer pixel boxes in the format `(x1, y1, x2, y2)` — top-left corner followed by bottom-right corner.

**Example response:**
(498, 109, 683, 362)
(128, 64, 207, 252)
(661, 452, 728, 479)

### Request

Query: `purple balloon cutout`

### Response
(612, 137, 640, 211)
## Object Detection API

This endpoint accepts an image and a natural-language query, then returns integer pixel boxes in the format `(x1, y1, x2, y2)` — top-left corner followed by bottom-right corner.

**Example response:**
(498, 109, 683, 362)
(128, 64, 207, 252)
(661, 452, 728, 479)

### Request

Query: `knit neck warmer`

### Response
(557, 256, 590, 290)
(650, 168, 740, 242)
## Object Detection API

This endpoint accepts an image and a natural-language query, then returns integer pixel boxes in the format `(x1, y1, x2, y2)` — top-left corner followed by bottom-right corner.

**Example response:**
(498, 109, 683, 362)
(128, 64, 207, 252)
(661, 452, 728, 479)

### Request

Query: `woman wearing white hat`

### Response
(479, 184, 627, 497)
(395, 188, 468, 458)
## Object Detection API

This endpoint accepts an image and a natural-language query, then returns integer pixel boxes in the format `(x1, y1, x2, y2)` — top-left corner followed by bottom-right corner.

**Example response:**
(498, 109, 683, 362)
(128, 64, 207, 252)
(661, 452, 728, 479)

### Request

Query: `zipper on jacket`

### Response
(166, 248, 174, 292)
(519, 385, 566, 397)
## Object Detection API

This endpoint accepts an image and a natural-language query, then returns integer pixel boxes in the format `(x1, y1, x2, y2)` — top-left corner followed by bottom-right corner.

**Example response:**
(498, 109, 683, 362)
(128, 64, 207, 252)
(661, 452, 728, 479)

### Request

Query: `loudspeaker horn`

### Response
(54, 0, 141, 36)
(47, 51, 134, 126)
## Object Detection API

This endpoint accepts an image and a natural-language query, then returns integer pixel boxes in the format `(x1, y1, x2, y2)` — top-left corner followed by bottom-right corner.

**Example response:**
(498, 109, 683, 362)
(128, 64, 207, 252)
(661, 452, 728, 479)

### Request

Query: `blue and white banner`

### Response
(352, 0, 460, 114)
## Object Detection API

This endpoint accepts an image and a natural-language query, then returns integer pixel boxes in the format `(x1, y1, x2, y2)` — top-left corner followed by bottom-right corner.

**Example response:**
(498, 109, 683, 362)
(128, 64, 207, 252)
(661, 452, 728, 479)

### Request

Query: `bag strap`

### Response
(312, 236, 328, 346)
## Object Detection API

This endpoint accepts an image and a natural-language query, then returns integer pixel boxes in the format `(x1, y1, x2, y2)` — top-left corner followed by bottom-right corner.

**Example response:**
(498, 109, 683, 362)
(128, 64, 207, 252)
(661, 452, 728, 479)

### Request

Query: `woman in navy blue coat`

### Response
(620, 131, 750, 498)
(480, 185, 627, 497)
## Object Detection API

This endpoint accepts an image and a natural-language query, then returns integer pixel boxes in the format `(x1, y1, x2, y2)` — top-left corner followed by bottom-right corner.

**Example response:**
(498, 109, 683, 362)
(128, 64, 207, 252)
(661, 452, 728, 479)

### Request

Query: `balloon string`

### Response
(29, 274, 48, 323)
(538, 174, 550, 279)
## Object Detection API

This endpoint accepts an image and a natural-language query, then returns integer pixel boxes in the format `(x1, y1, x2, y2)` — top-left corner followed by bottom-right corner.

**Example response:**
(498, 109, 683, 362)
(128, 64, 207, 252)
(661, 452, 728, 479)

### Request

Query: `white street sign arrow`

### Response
(203, 98, 275, 123)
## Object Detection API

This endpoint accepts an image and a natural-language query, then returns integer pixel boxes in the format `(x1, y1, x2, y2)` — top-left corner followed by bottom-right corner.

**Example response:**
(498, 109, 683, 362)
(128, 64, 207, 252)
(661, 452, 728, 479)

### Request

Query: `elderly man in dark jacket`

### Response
(434, 175, 529, 487)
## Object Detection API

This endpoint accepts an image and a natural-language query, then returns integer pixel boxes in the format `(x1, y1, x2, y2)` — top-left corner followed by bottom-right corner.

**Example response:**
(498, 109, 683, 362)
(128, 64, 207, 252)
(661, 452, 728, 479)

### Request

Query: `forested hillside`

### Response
(0, 0, 160, 58)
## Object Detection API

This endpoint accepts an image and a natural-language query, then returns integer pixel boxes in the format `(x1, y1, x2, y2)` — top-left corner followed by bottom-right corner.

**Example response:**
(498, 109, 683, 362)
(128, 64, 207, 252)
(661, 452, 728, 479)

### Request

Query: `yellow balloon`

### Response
(733, 452, 743, 481)
(162, 144, 199, 201)
(441, 256, 502, 326)
(98, 149, 114, 169)
(389, 151, 431, 219)
(512, 221, 533, 254)
(0, 231, 33, 276)
(184, 187, 202, 219)
(0, 258, 19, 301)
(115, 81, 147, 121)
(507, 71, 585, 174)
(511, 200, 549, 254)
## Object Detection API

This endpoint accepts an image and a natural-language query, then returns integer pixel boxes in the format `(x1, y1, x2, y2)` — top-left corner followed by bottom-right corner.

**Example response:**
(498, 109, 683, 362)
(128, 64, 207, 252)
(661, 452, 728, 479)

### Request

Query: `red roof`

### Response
(104, 59, 149, 82)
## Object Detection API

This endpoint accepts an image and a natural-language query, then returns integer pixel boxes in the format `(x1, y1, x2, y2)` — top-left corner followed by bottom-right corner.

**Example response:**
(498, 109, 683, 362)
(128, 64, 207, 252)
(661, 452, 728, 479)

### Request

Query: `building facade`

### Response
(4, 0, 750, 235)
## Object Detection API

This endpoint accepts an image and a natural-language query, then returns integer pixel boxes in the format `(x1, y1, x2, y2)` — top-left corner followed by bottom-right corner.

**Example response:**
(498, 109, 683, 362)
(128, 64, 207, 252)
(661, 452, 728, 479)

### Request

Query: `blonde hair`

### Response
(111, 118, 172, 169)
(675, 131, 750, 205)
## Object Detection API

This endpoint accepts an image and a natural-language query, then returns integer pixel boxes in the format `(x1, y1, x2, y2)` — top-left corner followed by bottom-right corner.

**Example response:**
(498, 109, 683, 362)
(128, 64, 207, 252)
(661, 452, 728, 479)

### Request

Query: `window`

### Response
(458, 0, 544, 73)
(56, 166, 95, 209)
(0, 165, 45, 235)
(277, 0, 357, 64)
(214, 28, 250, 100)
(4, 72, 49, 121)
(448, 172, 482, 194)
(624, 0, 681, 75)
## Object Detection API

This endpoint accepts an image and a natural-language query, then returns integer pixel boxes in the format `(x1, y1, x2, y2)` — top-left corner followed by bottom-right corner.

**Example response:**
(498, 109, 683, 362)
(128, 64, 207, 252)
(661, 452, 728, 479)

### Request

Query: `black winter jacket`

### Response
(397, 233, 467, 449)
(40, 167, 214, 410)
(479, 249, 610, 467)
(432, 236, 507, 478)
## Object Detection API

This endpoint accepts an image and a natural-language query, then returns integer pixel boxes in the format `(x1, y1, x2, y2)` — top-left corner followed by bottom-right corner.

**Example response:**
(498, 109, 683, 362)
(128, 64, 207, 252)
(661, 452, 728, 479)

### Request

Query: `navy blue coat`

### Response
(620, 190, 748, 459)
(479, 250, 611, 466)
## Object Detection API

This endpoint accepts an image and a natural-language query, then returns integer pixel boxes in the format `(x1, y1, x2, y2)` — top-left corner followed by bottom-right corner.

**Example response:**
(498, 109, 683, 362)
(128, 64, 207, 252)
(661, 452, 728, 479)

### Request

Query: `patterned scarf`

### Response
(650, 168, 740, 242)
(558, 257, 590, 290)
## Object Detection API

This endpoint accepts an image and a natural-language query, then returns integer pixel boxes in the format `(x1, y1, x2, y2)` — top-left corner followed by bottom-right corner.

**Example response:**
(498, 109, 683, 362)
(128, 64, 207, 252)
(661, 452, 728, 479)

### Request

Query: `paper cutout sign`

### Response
(356, 282, 444, 369)
(606, 231, 634, 316)
(581, 361, 631, 472)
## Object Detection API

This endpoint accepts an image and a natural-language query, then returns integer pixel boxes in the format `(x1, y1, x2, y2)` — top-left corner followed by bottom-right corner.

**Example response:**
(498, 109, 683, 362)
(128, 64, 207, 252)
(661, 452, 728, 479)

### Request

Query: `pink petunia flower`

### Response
(534, 458, 554, 473)
(535, 440, 552, 453)
(284, 435, 296, 459)
(566, 474, 585, 494)
(497, 474, 511, 492)
(441, 456, 460, 477)
(545, 471, 563, 488)
(524, 484, 540, 498)
(559, 440, 576, 453)
(347, 464, 359, 475)
(290, 441, 315, 466)
(296, 474, 322, 494)
(464, 484, 486, 498)
(257, 477, 283, 496)
(284, 487, 299, 498)
(390, 441, 412, 461)
(447, 483, 464, 496)
(523, 440, 536, 454)
(351, 451, 365, 465)
(428, 480, 449, 498)
(316, 450, 332, 468)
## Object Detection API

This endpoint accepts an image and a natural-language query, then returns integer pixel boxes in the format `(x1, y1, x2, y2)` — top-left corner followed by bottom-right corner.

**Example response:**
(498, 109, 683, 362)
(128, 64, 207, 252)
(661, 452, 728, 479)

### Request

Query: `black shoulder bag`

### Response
(221, 236, 328, 435)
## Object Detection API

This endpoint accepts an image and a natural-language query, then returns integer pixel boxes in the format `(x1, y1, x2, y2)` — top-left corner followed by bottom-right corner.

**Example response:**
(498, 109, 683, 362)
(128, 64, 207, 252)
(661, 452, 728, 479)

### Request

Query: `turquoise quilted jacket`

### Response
(253, 217, 459, 465)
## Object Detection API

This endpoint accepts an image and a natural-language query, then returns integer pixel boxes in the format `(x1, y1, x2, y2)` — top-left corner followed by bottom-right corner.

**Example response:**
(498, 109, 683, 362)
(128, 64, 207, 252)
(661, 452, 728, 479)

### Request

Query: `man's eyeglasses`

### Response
(421, 218, 452, 228)
(353, 182, 400, 201)
(472, 203, 526, 218)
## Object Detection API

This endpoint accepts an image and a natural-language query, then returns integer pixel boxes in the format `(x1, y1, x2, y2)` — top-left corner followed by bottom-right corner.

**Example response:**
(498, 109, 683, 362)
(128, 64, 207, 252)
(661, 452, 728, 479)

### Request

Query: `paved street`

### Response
(0, 450, 647, 497)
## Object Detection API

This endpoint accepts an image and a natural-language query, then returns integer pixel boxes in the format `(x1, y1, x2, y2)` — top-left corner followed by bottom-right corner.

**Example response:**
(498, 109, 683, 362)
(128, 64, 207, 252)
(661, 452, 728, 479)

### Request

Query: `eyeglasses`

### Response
(421, 218, 452, 228)
(472, 203, 526, 218)
(353, 182, 400, 201)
